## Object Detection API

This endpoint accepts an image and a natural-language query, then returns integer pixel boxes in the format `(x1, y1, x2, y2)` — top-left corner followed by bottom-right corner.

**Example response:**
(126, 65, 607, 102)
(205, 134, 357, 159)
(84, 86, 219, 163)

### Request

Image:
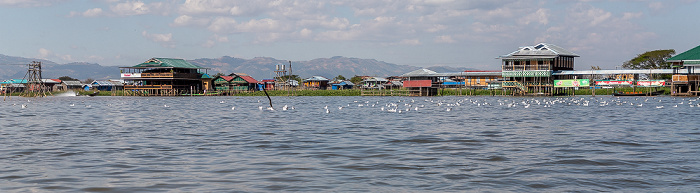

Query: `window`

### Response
(534, 44, 544, 49)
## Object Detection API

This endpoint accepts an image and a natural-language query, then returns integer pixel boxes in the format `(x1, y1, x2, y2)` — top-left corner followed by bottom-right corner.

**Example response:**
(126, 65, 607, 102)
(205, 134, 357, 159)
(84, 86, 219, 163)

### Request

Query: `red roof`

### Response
(262, 79, 275, 82)
(219, 76, 234, 81)
(239, 76, 258, 84)
(403, 80, 432, 87)
(51, 79, 62, 83)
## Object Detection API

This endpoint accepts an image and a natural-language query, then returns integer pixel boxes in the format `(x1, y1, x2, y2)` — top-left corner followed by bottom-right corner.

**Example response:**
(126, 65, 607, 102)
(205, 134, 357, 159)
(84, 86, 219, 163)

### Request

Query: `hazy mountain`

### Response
(425, 66, 480, 73)
(1, 54, 476, 81)
(190, 56, 422, 79)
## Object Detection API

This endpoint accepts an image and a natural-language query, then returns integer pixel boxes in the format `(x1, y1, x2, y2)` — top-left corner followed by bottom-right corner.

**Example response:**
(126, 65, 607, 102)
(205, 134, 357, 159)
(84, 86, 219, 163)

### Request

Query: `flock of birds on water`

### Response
(8, 96, 700, 113)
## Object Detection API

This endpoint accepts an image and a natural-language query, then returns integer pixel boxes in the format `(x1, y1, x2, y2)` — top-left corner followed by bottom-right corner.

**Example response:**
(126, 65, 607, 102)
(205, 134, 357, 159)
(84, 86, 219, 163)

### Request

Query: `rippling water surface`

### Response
(1, 95, 699, 192)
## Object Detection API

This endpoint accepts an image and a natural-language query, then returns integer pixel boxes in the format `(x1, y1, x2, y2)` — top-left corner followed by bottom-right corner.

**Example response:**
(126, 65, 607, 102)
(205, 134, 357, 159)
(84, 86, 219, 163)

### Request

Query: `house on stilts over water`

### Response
(120, 58, 211, 96)
(497, 43, 579, 95)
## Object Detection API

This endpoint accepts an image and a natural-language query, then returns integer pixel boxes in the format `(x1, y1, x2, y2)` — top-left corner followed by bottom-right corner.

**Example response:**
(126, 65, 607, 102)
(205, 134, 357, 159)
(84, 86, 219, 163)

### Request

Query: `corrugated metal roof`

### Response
(401, 69, 437, 77)
(129, 58, 205, 69)
(667, 44, 700, 62)
(305, 76, 329, 81)
(239, 76, 258, 84)
(62, 81, 83, 86)
(333, 80, 355, 86)
(499, 43, 579, 59)
(552, 69, 673, 75)
(362, 77, 388, 82)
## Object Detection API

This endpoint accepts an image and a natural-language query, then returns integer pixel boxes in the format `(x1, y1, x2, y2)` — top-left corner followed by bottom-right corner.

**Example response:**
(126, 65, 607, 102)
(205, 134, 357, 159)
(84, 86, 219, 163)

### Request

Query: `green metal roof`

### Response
(667, 44, 700, 62)
(130, 58, 205, 69)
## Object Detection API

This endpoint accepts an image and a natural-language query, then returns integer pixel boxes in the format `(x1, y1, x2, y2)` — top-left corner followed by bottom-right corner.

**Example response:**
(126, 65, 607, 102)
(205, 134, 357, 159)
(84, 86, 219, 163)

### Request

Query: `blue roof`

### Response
(1, 79, 27, 84)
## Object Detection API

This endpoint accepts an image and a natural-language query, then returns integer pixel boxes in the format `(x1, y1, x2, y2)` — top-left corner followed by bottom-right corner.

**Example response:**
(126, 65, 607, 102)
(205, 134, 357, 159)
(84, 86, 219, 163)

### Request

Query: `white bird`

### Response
(656, 106, 664, 109)
(231, 106, 235, 110)
(326, 108, 330, 113)
(324, 105, 328, 109)
(282, 105, 288, 111)
(164, 104, 170, 108)
(258, 106, 263, 110)
(220, 101, 225, 104)
(21, 104, 27, 109)
(446, 108, 452, 112)
(267, 107, 274, 111)
(414, 107, 418, 111)
(338, 106, 343, 110)
(673, 105, 678, 108)
(69, 104, 75, 107)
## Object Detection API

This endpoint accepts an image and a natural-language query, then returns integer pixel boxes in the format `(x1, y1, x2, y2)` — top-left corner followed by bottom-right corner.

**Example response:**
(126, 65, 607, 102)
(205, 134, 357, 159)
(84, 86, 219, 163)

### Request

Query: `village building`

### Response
(120, 58, 210, 96)
(331, 80, 355, 90)
(260, 79, 276, 90)
(212, 73, 259, 94)
(303, 76, 329, 90)
(667, 44, 700, 96)
(90, 80, 124, 91)
(60, 80, 83, 91)
(497, 43, 579, 95)
(361, 77, 388, 89)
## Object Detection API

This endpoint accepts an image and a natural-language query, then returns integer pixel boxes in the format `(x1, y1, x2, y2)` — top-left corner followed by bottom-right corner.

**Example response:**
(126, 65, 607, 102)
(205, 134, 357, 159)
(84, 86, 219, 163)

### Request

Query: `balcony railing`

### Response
(141, 73, 199, 79)
(502, 64, 551, 71)
(124, 85, 173, 90)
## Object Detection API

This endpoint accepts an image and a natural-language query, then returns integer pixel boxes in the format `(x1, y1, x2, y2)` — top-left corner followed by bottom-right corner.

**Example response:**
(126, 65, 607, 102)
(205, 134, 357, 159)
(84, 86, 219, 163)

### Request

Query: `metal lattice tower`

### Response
(21, 61, 49, 97)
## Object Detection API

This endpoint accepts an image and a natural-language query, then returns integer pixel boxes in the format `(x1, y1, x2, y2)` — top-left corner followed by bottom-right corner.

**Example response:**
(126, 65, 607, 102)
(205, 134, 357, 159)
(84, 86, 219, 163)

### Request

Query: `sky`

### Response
(0, 0, 699, 70)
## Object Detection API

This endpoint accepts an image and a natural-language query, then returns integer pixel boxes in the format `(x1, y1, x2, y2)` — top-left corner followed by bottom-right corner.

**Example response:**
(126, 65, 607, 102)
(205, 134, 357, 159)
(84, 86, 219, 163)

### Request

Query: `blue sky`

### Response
(0, 0, 698, 70)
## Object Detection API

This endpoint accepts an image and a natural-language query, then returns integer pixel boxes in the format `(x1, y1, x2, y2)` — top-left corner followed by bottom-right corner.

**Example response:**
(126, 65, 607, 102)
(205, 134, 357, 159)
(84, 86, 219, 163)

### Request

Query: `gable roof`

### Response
(239, 76, 258, 84)
(129, 58, 205, 69)
(216, 76, 235, 82)
(332, 80, 355, 86)
(499, 43, 579, 59)
(62, 81, 83, 86)
(305, 76, 329, 81)
(667, 44, 700, 65)
(401, 69, 437, 77)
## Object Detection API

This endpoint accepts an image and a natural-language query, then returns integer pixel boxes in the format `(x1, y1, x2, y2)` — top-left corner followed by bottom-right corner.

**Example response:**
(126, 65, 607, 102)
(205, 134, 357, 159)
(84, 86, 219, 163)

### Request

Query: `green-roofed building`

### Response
(667, 45, 700, 96)
(120, 58, 212, 96)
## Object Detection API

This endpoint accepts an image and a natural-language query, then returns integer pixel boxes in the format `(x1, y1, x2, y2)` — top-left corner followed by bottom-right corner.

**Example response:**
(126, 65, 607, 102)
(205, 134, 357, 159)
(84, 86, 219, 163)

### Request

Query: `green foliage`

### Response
(58, 76, 79, 81)
(334, 75, 347, 81)
(278, 75, 301, 83)
(213, 72, 225, 77)
(622, 49, 675, 69)
(83, 78, 94, 84)
(349, 76, 364, 85)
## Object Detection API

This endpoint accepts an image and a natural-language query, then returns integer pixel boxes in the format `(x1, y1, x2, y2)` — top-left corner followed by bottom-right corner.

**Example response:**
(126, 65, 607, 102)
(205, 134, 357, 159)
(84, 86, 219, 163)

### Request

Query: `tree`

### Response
(350, 76, 364, 85)
(622, 49, 675, 69)
(213, 72, 225, 77)
(83, 78, 94, 84)
(58, 76, 79, 81)
(334, 75, 347, 81)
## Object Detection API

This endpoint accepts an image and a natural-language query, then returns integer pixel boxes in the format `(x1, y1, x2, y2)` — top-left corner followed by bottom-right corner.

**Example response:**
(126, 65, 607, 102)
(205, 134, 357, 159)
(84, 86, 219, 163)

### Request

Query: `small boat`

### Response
(87, 91, 100, 96)
(612, 90, 663, 96)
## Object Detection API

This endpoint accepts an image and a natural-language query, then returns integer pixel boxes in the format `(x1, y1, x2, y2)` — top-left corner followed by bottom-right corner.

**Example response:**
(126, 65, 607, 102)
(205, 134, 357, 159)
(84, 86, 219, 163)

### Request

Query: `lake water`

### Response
(1, 95, 699, 192)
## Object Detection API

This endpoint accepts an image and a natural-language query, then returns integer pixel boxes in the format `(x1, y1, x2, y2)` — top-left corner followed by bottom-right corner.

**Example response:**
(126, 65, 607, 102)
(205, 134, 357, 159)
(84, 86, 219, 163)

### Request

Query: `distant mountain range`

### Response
(0, 54, 476, 81)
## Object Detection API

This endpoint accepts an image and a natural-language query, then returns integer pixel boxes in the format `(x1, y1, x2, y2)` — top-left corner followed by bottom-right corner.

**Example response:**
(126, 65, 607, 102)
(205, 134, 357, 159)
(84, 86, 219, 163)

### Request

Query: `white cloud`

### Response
(171, 15, 210, 27)
(83, 8, 103, 17)
(110, 1, 149, 16)
(207, 17, 237, 33)
(622, 12, 643, 20)
(0, 0, 63, 7)
(434, 35, 455, 43)
(142, 31, 175, 48)
(36, 48, 74, 63)
(399, 39, 421, 45)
